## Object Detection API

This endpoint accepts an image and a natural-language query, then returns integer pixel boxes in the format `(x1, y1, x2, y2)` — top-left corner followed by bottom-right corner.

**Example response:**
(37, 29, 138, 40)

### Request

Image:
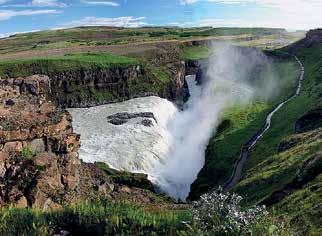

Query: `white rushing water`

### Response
(68, 95, 178, 173)
(69, 75, 205, 200)
(68, 45, 271, 200)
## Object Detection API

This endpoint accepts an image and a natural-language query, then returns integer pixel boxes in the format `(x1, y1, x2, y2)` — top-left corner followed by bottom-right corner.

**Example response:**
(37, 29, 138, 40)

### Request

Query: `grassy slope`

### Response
(235, 129, 322, 234)
(243, 44, 322, 178)
(0, 53, 139, 78)
(0, 27, 286, 54)
(189, 58, 300, 199)
(0, 201, 190, 235)
(181, 46, 210, 61)
(232, 43, 322, 234)
(276, 174, 322, 235)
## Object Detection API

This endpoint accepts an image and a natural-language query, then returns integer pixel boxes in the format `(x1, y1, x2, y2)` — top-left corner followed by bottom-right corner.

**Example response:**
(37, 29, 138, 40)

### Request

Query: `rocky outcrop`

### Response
(0, 75, 167, 210)
(49, 62, 189, 108)
(287, 29, 322, 53)
(107, 112, 157, 126)
(185, 60, 199, 75)
(295, 109, 322, 133)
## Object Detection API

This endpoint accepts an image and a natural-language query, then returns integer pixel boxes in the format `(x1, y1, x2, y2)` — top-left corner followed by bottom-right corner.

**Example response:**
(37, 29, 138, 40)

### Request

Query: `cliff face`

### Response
(287, 29, 322, 53)
(0, 76, 165, 210)
(49, 62, 189, 108)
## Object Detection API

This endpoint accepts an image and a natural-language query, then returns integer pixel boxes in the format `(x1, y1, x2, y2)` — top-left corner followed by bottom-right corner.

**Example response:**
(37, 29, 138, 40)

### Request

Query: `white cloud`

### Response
(179, 0, 198, 5)
(1, 0, 67, 8)
(81, 0, 119, 6)
(59, 16, 148, 28)
(30, 0, 67, 7)
(0, 29, 40, 38)
(180, 0, 322, 30)
(0, 9, 60, 20)
(0, 0, 10, 4)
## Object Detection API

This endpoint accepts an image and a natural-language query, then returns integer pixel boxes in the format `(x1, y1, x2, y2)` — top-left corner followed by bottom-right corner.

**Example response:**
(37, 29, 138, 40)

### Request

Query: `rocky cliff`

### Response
(0, 75, 168, 210)
(49, 62, 189, 108)
(286, 29, 322, 53)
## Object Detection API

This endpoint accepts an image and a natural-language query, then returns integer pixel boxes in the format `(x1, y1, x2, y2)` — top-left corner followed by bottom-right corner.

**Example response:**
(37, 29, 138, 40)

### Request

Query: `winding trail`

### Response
(224, 54, 305, 191)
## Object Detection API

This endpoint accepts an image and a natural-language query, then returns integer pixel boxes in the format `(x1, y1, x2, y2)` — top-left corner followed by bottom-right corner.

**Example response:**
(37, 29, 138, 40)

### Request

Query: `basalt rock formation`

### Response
(287, 29, 322, 53)
(0, 75, 166, 210)
(50, 62, 189, 108)
(107, 112, 157, 126)
(295, 109, 322, 134)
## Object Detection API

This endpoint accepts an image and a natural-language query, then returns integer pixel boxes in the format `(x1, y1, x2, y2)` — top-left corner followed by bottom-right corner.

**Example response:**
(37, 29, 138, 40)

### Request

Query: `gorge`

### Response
(68, 44, 283, 200)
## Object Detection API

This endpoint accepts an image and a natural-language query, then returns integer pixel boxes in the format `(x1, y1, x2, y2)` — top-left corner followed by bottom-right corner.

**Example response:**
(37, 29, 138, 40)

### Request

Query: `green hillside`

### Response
(190, 29, 322, 234)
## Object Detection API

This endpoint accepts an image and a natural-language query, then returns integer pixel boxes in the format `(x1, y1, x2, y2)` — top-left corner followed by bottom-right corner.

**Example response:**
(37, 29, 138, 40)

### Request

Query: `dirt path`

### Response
(224, 54, 305, 191)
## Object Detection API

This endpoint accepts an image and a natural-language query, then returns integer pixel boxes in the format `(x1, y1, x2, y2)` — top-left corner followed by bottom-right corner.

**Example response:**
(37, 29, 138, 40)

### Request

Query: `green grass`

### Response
(0, 53, 139, 78)
(95, 162, 158, 192)
(189, 56, 300, 199)
(230, 42, 322, 235)
(181, 46, 211, 61)
(233, 130, 321, 235)
(21, 147, 35, 160)
(0, 201, 190, 235)
(244, 44, 322, 172)
(0, 27, 290, 55)
(235, 129, 321, 204)
(275, 174, 322, 235)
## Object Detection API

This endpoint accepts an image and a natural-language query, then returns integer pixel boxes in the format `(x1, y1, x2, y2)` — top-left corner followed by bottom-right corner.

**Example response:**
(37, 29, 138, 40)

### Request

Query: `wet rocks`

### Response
(295, 109, 322, 133)
(141, 119, 153, 127)
(5, 99, 14, 106)
(107, 112, 157, 126)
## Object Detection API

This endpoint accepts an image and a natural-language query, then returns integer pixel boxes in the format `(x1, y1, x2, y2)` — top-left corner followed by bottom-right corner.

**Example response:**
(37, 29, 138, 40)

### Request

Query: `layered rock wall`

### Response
(0, 75, 161, 210)
(49, 62, 189, 108)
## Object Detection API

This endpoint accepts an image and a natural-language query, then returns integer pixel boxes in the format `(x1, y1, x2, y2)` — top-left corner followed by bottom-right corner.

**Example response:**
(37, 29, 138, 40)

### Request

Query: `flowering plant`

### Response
(190, 187, 268, 234)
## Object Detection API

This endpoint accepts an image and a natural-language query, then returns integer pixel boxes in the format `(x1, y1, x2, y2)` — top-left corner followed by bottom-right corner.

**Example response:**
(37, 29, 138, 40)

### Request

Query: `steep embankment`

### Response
(189, 50, 301, 200)
(233, 29, 322, 234)
(0, 75, 171, 210)
(0, 53, 189, 108)
(223, 54, 305, 191)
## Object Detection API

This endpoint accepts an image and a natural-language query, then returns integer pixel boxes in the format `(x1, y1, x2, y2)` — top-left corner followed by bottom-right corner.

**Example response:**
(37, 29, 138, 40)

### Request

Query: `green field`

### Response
(0, 53, 139, 78)
(181, 46, 211, 61)
(0, 201, 190, 235)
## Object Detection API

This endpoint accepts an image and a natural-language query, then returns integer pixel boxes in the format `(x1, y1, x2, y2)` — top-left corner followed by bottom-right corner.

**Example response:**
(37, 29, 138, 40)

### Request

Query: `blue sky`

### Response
(1, 0, 322, 37)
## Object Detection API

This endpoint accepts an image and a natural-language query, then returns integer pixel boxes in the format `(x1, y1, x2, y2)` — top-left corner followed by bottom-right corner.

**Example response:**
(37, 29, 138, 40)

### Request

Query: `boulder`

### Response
(3, 141, 23, 153)
(15, 196, 28, 208)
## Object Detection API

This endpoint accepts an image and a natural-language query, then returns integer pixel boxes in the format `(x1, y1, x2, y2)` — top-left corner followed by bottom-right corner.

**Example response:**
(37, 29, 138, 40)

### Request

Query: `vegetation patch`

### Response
(181, 46, 211, 61)
(190, 56, 300, 200)
(21, 147, 36, 160)
(0, 201, 190, 235)
(0, 53, 139, 78)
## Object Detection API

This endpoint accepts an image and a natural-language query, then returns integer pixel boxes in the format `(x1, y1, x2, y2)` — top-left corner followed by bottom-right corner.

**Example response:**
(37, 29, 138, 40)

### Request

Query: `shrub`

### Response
(190, 187, 268, 235)
(21, 147, 35, 160)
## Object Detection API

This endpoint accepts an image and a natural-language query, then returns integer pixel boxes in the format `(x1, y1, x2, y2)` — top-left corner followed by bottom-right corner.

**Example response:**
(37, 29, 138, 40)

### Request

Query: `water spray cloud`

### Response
(153, 42, 279, 200)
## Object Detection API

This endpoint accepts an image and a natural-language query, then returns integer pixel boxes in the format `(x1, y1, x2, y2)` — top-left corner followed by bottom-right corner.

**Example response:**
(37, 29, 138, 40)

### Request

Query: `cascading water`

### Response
(68, 96, 178, 173)
(68, 75, 208, 200)
(69, 44, 279, 200)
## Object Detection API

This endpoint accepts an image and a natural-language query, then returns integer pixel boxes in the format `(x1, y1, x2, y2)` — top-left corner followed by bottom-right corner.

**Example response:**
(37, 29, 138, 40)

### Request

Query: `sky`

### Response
(0, 0, 322, 37)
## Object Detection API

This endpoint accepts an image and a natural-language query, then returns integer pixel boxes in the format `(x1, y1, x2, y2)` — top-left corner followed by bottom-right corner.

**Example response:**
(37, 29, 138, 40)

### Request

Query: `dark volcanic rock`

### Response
(107, 112, 157, 126)
(196, 66, 205, 85)
(141, 119, 153, 127)
(49, 61, 189, 108)
(287, 29, 322, 53)
(295, 109, 322, 133)
(108, 118, 128, 126)
(5, 99, 15, 106)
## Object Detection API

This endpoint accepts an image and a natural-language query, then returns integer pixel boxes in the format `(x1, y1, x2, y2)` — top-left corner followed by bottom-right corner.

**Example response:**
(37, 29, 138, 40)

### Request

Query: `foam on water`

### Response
(68, 76, 200, 199)
(68, 96, 178, 173)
